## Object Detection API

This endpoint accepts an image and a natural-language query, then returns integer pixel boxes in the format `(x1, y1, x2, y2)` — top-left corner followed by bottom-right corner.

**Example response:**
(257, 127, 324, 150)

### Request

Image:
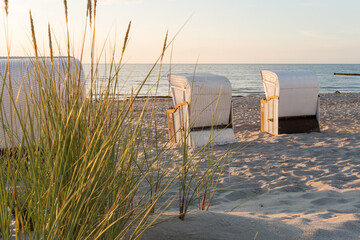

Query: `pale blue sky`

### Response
(1, 0, 360, 63)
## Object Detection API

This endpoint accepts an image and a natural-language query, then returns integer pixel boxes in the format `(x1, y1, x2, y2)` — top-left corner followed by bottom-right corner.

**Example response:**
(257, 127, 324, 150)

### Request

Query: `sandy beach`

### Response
(142, 92, 360, 240)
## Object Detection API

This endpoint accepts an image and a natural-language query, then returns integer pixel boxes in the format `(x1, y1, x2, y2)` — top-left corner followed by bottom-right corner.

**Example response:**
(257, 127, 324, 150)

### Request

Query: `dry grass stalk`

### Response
(89, 0, 98, 119)
(161, 31, 168, 61)
(1, 3, 19, 237)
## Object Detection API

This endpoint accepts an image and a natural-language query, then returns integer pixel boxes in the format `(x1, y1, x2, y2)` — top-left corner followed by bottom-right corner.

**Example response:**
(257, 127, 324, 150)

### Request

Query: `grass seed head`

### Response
(48, 23, 54, 62)
(93, 0, 97, 18)
(161, 31, 168, 60)
(63, 0, 68, 22)
(122, 21, 131, 55)
(4, 0, 8, 15)
(29, 10, 39, 60)
(87, 0, 92, 25)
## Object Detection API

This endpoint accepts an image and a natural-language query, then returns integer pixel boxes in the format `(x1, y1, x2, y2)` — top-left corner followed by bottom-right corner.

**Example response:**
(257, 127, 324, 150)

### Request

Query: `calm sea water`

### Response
(83, 64, 360, 97)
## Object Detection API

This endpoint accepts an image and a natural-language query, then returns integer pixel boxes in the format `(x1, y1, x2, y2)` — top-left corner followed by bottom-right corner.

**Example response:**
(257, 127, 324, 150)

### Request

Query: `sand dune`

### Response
(142, 93, 360, 240)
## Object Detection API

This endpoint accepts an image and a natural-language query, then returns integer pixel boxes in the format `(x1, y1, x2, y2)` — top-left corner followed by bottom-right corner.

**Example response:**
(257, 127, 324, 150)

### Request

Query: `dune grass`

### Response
(0, 0, 232, 239)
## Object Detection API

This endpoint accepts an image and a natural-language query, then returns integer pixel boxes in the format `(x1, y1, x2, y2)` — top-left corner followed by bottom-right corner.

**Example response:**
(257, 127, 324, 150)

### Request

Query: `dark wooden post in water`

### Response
(334, 73, 360, 76)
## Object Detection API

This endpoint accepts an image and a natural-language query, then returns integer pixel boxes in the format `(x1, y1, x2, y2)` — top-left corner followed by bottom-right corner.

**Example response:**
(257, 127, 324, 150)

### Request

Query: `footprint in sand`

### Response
(317, 212, 334, 219)
(301, 218, 312, 225)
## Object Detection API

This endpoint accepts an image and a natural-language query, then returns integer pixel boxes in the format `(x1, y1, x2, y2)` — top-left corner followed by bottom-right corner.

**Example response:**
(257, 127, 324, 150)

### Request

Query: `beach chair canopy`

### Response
(0, 57, 85, 149)
(261, 70, 319, 117)
(167, 73, 235, 147)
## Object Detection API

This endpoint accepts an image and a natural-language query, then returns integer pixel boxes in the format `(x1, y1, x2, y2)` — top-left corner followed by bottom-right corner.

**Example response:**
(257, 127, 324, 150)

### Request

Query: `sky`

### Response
(1, 0, 360, 64)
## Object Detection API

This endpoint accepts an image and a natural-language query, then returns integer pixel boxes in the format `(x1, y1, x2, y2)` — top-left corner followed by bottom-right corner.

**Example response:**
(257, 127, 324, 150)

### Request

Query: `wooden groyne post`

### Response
(334, 73, 360, 76)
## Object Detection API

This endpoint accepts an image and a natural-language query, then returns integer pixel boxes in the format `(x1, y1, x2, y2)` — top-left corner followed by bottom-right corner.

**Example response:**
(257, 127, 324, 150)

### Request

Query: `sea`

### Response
(82, 64, 360, 98)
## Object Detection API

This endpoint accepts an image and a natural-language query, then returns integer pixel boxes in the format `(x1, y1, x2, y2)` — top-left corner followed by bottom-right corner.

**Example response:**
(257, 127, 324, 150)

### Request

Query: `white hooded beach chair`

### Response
(167, 73, 236, 147)
(0, 57, 85, 149)
(260, 70, 320, 135)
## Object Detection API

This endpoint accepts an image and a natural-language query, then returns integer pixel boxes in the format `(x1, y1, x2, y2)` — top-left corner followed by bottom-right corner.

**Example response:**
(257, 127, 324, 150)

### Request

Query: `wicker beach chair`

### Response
(260, 70, 320, 135)
(167, 73, 236, 147)
(0, 57, 85, 149)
